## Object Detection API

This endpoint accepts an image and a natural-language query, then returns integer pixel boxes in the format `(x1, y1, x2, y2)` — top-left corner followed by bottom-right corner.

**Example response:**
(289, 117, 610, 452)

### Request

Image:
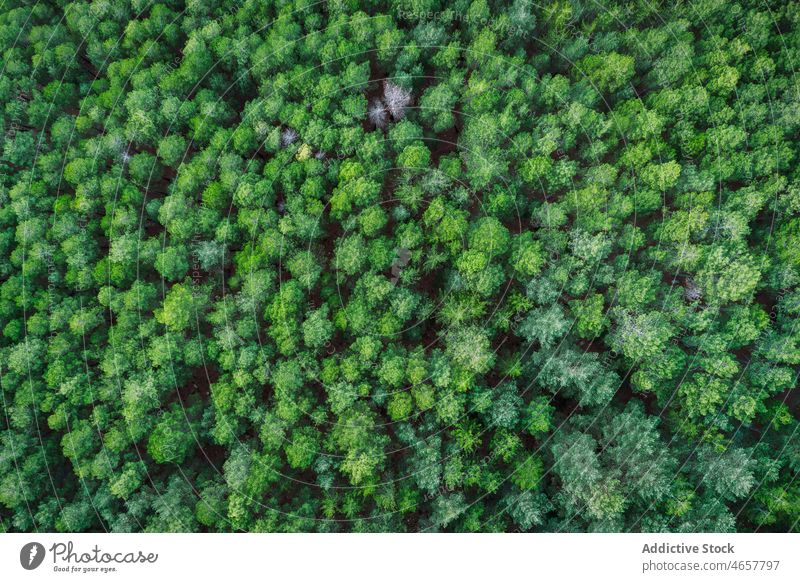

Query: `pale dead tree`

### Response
(389, 247, 411, 286)
(368, 97, 388, 129)
(280, 126, 298, 148)
(684, 277, 703, 302)
(383, 80, 412, 120)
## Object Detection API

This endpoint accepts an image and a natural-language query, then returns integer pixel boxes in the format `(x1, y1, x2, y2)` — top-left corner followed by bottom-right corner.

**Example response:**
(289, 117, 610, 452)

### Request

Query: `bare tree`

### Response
(383, 80, 412, 120)
(280, 126, 298, 147)
(368, 98, 388, 128)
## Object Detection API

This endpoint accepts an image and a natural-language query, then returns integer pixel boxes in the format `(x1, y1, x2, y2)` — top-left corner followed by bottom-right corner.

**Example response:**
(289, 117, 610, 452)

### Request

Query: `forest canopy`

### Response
(1, 0, 799, 532)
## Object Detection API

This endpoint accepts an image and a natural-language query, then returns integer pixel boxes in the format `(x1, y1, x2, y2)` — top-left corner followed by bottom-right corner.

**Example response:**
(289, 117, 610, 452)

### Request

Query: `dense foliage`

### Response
(1, 0, 799, 532)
